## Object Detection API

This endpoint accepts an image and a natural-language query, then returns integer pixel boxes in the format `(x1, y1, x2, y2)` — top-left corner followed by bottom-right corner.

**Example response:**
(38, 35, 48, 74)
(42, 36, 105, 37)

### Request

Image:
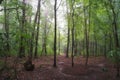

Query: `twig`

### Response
(0, 7, 18, 12)
(56, 0, 62, 11)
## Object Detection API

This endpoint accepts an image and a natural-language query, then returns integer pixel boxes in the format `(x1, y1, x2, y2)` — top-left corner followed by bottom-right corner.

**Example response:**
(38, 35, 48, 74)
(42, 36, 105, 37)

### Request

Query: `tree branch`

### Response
(0, 7, 18, 12)
(56, 0, 62, 11)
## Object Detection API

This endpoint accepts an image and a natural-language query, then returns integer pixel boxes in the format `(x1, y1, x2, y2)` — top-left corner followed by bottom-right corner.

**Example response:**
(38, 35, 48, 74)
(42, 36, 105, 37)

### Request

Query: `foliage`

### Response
(108, 49, 120, 63)
(0, 0, 119, 58)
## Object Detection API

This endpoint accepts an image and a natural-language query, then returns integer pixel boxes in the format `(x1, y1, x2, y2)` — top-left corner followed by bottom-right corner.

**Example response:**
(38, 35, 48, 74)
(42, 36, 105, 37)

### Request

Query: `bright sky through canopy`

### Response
(28, 0, 67, 32)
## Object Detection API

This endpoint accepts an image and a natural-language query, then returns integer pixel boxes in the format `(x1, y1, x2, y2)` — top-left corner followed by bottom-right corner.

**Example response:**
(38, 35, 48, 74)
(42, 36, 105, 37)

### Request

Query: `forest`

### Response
(0, 0, 120, 80)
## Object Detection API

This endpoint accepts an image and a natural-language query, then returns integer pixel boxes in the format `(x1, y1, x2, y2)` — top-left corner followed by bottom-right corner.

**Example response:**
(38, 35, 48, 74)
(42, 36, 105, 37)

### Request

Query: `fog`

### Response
(0, 0, 67, 32)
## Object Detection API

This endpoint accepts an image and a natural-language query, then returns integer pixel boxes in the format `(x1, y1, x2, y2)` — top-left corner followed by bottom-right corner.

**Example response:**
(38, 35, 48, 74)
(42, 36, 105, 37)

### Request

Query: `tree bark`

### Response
(58, 31, 60, 55)
(104, 33, 107, 58)
(83, 6, 89, 66)
(53, 0, 57, 67)
(66, 1, 70, 58)
(66, 26, 70, 58)
(71, 0, 75, 67)
(34, 0, 41, 58)
(112, 10, 120, 77)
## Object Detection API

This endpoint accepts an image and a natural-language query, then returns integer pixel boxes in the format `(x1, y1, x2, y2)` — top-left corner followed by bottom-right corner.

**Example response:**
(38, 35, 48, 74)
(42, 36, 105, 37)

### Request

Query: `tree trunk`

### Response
(83, 6, 89, 66)
(71, 0, 75, 67)
(34, 0, 41, 58)
(104, 34, 107, 58)
(66, 27, 70, 58)
(32, 0, 41, 58)
(94, 35, 97, 57)
(113, 14, 120, 77)
(58, 31, 60, 55)
(109, 34, 112, 51)
(111, 3, 120, 77)
(53, 0, 57, 67)
(66, 2, 70, 58)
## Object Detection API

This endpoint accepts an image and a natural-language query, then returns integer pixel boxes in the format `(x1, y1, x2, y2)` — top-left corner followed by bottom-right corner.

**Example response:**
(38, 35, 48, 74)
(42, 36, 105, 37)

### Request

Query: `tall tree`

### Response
(58, 30, 60, 55)
(103, 0, 120, 77)
(83, 0, 91, 66)
(71, 0, 75, 67)
(110, 1, 120, 77)
(34, 0, 41, 57)
(53, 0, 57, 67)
(83, 5, 89, 66)
(66, 1, 70, 58)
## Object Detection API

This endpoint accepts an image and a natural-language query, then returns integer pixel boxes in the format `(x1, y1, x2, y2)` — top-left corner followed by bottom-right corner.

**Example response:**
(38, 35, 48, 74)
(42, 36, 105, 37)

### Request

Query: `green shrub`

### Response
(107, 49, 120, 63)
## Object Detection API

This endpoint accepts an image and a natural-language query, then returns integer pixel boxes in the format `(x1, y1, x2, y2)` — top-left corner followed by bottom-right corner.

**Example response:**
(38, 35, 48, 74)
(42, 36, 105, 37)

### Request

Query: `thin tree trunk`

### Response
(58, 31, 60, 55)
(112, 12, 120, 77)
(71, 0, 75, 67)
(34, 0, 41, 58)
(109, 33, 112, 50)
(66, 1, 70, 58)
(104, 34, 107, 58)
(82, 39, 85, 56)
(94, 34, 97, 57)
(83, 6, 89, 66)
(53, 0, 57, 67)
(32, 11, 38, 57)
(113, 19, 120, 77)
(33, 0, 40, 57)
(66, 27, 70, 58)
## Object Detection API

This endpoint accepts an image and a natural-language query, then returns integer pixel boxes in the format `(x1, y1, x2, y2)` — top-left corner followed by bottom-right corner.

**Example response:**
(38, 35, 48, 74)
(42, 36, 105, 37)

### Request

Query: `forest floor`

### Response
(0, 55, 120, 80)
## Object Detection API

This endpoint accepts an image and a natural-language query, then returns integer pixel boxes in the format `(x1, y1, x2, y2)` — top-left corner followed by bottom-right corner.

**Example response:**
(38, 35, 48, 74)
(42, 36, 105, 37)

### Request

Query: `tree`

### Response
(30, 5, 38, 58)
(53, 0, 57, 67)
(71, 0, 75, 67)
(110, 1, 120, 77)
(83, 5, 89, 66)
(66, 1, 70, 58)
(34, 0, 41, 57)
(58, 29, 60, 55)
(103, 0, 120, 77)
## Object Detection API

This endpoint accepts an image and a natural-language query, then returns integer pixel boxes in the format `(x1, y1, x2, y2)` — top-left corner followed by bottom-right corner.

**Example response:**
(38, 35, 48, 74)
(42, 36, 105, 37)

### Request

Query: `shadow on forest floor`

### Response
(0, 55, 119, 80)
